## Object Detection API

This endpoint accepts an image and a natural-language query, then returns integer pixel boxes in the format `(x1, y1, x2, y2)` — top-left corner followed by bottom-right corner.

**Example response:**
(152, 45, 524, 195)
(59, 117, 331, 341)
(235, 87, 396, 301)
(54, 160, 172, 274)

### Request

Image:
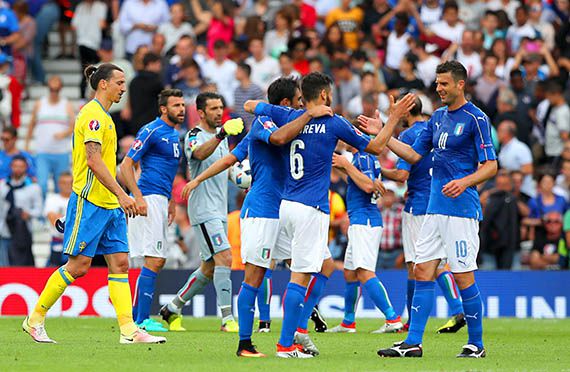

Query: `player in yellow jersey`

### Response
(23, 63, 166, 345)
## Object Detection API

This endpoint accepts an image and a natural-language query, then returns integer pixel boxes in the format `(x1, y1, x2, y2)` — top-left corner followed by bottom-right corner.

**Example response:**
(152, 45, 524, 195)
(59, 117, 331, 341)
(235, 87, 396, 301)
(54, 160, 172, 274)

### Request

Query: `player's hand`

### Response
(119, 193, 138, 218)
(181, 179, 200, 200)
(373, 179, 386, 197)
(442, 179, 468, 198)
(357, 110, 383, 135)
(134, 195, 148, 216)
(308, 105, 334, 118)
(389, 93, 416, 119)
(221, 118, 244, 136)
(167, 199, 176, 226)
(332, 153, 349, 169)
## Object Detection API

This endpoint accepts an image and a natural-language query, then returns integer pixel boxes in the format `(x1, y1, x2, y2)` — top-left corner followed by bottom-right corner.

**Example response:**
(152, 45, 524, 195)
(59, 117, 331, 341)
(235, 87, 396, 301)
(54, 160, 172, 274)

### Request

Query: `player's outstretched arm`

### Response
(243, 100, 264, 114)
(363, 93, 416, 155)
(191, 118, 244, 160)
(332, 153, 374, 194)
(269, 105, 333, 146)
(181, 153, 239, 200)
(119, 156, 147, 216)
(85, 141, 137, 217)
(381, 168, 410, 183)
(442, 160, 498, 198)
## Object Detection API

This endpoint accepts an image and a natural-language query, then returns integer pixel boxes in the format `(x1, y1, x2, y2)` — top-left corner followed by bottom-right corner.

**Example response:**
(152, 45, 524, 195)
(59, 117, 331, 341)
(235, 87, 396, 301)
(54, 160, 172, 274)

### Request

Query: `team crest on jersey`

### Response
(88, 120, 100, 131)
(454, 123, 465, 136)
(212, 234, 223, 246)
(132, 139, 143, 151)
(79, 241, 87, 252)
(262, 121, 275, 130)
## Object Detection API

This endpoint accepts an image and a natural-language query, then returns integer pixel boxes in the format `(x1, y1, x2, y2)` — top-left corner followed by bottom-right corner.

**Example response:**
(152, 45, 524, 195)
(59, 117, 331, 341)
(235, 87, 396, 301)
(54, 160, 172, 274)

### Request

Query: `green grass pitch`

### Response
(1, 317, 569, 371)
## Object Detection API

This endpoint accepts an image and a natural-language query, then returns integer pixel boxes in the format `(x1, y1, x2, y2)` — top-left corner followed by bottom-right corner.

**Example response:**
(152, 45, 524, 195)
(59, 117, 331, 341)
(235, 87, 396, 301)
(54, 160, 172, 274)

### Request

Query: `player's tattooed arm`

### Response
(85, 141, 138, 217)
(270, 105, 333, 146)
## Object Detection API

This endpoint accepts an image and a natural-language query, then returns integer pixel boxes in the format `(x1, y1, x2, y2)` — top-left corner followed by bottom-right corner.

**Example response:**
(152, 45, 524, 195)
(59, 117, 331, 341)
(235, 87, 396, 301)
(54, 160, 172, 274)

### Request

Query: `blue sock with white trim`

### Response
(238, 282, 258, 341)
(405, 280, 435, 345)
(278, 283, 306, 347)
(363, 277, 398, 320)
(257, 269, 272, 322)
(297, 273, 328, 331)
(342, 281, 360, 326)
(406, 279, 415, 324)
(134, 267, 157, 324)
(460, 283, 484, 348)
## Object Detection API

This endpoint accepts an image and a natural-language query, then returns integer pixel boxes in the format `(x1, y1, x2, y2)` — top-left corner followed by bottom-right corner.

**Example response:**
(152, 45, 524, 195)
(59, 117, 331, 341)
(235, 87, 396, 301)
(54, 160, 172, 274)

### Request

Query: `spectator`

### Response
(444, 30, 482, 79)
(481, 10, 503, 50)
(543, 80, 570, 166)
(201, 40, 238, 108)
(118, 0, 170, 59)
(72, 0, 108, 99)
(0, 2, 20, 57)
(287, 36, 310, 76)
(331, 59, 360, 115)
(458, 0, 485, 30)
(158, 3, 195, 54)
(497, 120, 535, 197)
(530, 211, 565, 269)
(475, 53, 504, 109)
(506, 5, 537, 52)
(24, 75, 74, 196)
(12, 0, 36, 87)
(233, 62, 264, 130)
(0, 155, 42, 266)
(30, 0, 60, 84)
(263, 7, 293, 58)
(420, 0, 443, 27)
(410, 39, 440, 88)
(346, 71, 389, 119)
(0, 54, 15, 126)
(56, 0, 75, 59)
(292, 0, 317, 30)
(329, 189, 347, 243)
(391, 52, 425, 91)
(278, 51, 300, 80)
(494, 87, 533, 146)
(429, 0, 465, 44)
(490, 38, 512, 80)
(527, 0, 555, 51)
(245, 37, 279, 92)
(173, 58, 202, 105)
(44, 171, 71, 266)
(510, 41, 559, 94)
(325, 0, 364, 51)
(528, 173, 567, 223)
(554, 159, 570, 201)
(128, 52, 164, 135)
(165, 35, 197, 87)
(377, 186, 403, 269)
(190, 0, 234, 58)
(0, 127, 35, 180)
(384, 12, 411, 71)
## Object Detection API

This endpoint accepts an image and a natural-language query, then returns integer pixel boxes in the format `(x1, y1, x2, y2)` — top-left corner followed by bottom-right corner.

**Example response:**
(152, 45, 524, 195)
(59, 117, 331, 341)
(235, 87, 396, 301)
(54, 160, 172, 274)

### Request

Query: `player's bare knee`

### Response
(201, 261, 215, 278)
(414, 262, 436, 281)
(65, 256, 92, 278)
(213, 249, 232, 267)
(320, 258, 335, 277)
(355, 268, 375, 283)
(407, 263, 415, 279)
(244, 265, 266, 288)
(343, 269, 357, 282)
(144, 257, 166, 272)
(452, 272, 475, 290)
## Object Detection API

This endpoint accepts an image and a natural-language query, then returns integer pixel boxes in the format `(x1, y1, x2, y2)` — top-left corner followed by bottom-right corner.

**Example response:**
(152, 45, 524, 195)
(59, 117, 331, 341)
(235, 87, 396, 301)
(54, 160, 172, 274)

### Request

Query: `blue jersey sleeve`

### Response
(128, 125, 156, 162)
(250, 115, 278, 145)
(231, 134, 250, 162)
(411, 117, 434, 157)
(332, 115, 370, 151)
(396, 128, 415, 172)
(471, 114, 497, 163)
(253, 102, 297, 127)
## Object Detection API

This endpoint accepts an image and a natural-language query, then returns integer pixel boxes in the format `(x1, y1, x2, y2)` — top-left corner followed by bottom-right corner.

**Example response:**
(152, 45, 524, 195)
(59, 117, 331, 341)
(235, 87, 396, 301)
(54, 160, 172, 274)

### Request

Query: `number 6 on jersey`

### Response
(290, 139, 305, 180)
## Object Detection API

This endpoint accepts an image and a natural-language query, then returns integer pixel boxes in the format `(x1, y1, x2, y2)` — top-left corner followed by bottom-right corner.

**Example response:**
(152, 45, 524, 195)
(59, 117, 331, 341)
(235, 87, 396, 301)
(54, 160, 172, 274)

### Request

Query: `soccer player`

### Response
(369, 61, 497, 358)
(181, 78, 332, 357)
(250, 72, 416, 358)
(381, 96, 466, 334)
(326, 147, 403, 334)
(119, 89, 186, 332)
(159, 92, 244, 332)
(23, 64, 166, 344)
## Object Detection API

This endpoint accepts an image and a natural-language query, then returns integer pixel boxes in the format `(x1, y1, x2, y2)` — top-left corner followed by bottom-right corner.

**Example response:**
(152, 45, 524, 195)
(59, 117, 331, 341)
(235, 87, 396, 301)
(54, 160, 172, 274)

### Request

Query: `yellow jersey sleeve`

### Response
(81, 116, 105, 145)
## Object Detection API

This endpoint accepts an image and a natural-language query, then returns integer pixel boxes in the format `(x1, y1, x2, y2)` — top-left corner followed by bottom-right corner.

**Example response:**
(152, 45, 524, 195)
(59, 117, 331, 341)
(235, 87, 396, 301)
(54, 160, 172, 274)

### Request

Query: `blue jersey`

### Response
(396, 121, 433, 215)
(411, 102, 496, 220)
(346, 151, 382, 227)
(231, 115, 286, 219)
(254, 102, 370, 214)
(127, 118, 181, 199)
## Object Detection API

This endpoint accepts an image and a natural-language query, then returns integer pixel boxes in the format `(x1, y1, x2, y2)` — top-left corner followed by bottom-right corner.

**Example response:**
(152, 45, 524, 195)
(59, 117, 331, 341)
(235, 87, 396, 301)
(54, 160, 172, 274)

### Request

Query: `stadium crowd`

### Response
(0, 0, 568, 271)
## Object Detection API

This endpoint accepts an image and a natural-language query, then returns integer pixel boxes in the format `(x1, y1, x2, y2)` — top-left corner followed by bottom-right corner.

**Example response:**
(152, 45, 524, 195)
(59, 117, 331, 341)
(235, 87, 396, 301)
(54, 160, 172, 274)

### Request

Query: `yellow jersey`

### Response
(71, 99, 119, 209)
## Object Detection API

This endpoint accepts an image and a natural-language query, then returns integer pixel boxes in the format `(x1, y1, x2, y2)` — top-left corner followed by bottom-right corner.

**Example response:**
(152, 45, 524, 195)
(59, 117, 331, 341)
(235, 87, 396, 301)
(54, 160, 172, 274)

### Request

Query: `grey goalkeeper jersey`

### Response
(184, 126, 228, 225)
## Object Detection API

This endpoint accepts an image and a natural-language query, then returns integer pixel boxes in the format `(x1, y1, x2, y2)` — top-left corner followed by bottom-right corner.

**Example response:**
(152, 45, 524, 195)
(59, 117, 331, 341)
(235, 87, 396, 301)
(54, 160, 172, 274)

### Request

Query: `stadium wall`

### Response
(1, 269, 569, 318)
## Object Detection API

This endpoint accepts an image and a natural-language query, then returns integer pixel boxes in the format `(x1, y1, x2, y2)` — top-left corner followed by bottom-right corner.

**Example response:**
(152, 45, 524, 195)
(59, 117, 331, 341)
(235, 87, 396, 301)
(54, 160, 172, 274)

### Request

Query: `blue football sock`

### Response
(436, 271, 463, 316)
(363, 277, 398, 320)
(342, 281, 360, 326)
(406, 279, 415, 324)
(278, 283, 306, 347)
(405, 280, 435, 345)
(134, 267, 157, 324)
(257, 269, 272, 322)
(238, 282, 258, 341)
(297, 273, 328, 331)
(460, 283, 484, 348)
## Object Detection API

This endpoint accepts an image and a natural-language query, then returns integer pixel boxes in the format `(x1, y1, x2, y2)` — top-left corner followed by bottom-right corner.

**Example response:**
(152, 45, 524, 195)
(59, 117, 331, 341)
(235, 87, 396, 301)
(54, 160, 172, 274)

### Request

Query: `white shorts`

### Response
(128, 194, 168, 259)
(279, 200, 330, 273)
(415, 214, 479, 273)
(402, 212, 425, 263)
(344, 224, 383, 271)
(240, 217, 279, 269)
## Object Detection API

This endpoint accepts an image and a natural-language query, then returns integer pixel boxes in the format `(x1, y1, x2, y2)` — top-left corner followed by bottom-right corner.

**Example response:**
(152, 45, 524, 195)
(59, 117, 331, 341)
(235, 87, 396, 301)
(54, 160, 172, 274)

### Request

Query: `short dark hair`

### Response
(545, 78, 564, 94)
(267, 77, 298, 105)
(181, 58, 200, 70)
(196, 92, 223, 111)
(362, 93, 377, 104)
(158, 89, 184, 107)
(436, 61, 467, 82)
(237, 62, 251, 77)
(2, 126, 17, 138)
(213, 39, 227, 49)
(11, 154, 27, 165)
(443, 0, 459, 12)
(59, 171, 72, 178)
(301, 72, 333, 102)
(143, 52, 161, 68)
(279, 51, 292, 60)
(84, 63, 123, 90)
(410, 96, 423, 116)
(331, 59, 349, 70)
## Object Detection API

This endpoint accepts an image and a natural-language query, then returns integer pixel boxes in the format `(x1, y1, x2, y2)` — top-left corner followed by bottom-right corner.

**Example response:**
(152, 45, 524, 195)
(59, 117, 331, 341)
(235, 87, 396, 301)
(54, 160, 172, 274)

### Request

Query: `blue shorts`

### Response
(63, 192, 129, 257)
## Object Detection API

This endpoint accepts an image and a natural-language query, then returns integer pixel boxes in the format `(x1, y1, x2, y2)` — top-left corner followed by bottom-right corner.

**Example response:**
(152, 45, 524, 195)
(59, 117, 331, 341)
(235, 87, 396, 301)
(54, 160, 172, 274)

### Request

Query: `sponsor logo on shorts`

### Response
(212, 234, 223, 246)
(79, 241, 87, 252)
(88, 120, 100, 131)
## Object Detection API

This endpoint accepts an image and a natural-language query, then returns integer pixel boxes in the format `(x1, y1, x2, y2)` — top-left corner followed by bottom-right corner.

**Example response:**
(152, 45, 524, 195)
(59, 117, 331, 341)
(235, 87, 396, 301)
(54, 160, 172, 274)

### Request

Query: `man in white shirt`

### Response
(245, 37, 280, 92)
(497, 120, 535, 196)
(429, 1, 465, 44)
(411, 40, 441, 87)
(385, 13, 411, 70)
(119, 0, 170, 58)
(201, 40, 238, 108)
(544, 80, 570, 164)
(506, 5, 538, 52)
(44, 172, 72, 266)
(455, 30, 483, 79)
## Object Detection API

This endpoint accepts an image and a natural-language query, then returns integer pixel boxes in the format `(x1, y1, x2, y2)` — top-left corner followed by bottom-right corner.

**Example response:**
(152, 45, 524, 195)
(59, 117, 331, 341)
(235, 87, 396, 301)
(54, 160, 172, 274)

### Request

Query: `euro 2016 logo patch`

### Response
(132, 139, 143, 151)
(262, 121, 275, 130)
(212, 234, 223, 247)
(454, 123, 465, 136)
(88, 120, 100, 131)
